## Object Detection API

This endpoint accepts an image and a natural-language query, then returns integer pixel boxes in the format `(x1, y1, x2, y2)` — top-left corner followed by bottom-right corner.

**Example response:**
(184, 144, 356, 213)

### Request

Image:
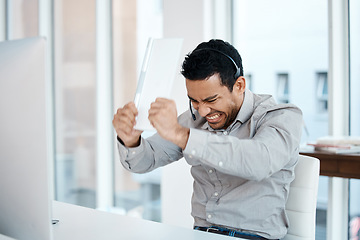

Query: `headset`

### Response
(189, 48, 242, 121)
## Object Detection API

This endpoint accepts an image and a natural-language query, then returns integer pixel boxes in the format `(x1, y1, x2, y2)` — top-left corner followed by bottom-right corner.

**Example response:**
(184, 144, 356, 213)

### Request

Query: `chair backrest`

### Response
(283, 155, 320, 240)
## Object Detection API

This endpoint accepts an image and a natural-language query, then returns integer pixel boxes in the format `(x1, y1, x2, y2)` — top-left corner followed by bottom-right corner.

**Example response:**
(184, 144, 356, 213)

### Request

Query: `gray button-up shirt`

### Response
(117, 89, 303, 239)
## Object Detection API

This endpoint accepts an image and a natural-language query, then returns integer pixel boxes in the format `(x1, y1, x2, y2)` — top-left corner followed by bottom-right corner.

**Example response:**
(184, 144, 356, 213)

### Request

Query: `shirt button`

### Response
(223, 131, 228, 135)
(208, 214, 212, 219)
(218, 161, 223, 167)
(191, 150, 196, 155)
(208, 169, 213, 173)
(131, 151, 136, 155)
(214, 192, 219, 197)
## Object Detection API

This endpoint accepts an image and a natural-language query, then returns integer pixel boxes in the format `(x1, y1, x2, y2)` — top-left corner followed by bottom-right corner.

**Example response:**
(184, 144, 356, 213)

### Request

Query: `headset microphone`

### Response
(189, 100, 196, 121)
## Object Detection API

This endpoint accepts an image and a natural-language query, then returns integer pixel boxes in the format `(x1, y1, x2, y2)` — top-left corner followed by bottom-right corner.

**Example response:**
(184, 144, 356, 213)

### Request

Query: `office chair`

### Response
(283, 155, 320, 240)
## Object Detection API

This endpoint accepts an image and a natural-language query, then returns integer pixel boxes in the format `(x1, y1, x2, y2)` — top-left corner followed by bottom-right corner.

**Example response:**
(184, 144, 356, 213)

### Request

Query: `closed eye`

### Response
(206, 98, 217, 103)
(188, 94, 218, 104)
(189, 97, 198, 104)
(202, 94, 219, 103)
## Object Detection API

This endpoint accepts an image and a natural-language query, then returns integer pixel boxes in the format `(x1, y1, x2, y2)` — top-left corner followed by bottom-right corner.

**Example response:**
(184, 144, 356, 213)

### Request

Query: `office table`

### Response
(0, 234, 14, 240)
(52, 201, 239, 240)
(300, 150, 360, 179)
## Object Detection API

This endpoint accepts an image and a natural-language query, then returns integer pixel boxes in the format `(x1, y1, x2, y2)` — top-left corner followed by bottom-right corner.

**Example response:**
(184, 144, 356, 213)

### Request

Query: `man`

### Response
(112, 39, 303, 240)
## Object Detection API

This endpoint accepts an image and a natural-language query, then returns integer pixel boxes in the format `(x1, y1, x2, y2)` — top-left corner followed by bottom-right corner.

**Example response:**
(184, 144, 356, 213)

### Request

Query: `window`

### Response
(4, 1, 356, 237)
(5, 0, 38, 39)
(349, 0, 360, 239)
(245, 73, 252, 91)
(316, 72, 328, 113)
(232, 0, 328, 238)
(350, 0, 360, 136)
(277, 73, 289, 103)
(113, 0, 164, 222)
(349, 179, 360, 240)
(4, 0, 164, 222)
(53, 0, 97, 208)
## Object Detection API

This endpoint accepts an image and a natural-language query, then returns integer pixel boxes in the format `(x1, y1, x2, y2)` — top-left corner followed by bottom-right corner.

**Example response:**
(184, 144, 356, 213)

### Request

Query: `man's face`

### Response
(186, 73, 246, 130)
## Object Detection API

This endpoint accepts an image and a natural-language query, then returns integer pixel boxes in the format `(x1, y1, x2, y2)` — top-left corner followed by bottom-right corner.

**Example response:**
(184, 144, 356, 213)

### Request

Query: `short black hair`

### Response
(181, 39, 243, 92)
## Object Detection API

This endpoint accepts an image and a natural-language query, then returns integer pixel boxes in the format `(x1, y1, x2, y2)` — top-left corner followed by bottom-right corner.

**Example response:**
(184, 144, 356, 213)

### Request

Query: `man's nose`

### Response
(197, 103, 211, 117)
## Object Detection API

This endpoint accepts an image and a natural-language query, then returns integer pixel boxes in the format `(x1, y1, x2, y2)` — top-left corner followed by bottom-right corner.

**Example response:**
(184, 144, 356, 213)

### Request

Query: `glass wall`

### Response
(232, 1, 329, 239)
(5, 0, 38, 39)
(53, 0, 97, 208)
(350, 0, 360, 135)
(4, 0, 358, 235)
(4, 0, 165, 220)
(349, 179, 360, 240)
(349, 0, 360, 239)
(113, 0, 163, 221)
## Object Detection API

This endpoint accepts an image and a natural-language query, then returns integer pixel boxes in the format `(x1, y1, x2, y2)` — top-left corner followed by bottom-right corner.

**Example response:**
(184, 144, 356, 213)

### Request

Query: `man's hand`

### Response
(148, 98, 189, 149)
(113, 102, 143, 147)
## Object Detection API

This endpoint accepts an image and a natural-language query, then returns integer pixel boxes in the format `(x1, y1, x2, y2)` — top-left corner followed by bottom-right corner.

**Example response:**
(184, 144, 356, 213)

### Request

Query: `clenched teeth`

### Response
(207, 114, 220, 120)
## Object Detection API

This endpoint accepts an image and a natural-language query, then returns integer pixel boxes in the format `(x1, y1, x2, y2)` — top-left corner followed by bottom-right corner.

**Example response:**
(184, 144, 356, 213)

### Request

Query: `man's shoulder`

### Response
(252, 93, 302, 119)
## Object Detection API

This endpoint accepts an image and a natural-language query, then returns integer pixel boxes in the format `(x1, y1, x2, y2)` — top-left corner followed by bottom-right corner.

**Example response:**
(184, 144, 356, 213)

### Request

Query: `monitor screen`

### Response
(0, 37, 53, 240)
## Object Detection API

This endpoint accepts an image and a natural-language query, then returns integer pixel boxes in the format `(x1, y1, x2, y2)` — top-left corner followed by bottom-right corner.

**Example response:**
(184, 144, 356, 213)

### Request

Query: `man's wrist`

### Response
(117, 136, 125, 145)
(117, 136, 141, 148)
(174, 126, 190, 150)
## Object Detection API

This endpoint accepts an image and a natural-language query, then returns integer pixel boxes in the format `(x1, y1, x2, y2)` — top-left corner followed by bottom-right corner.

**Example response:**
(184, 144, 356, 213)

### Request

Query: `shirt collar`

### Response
(237, 88, 254, 124)
(200, 88, 254, 132)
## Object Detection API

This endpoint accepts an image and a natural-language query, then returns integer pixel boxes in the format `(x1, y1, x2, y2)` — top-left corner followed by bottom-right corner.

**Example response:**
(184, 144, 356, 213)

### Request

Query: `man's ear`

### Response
(234, 76, 246, 93)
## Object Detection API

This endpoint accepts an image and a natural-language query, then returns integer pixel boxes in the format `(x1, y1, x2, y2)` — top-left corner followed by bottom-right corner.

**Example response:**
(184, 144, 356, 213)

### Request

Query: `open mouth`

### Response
(206, 113, 223, 123)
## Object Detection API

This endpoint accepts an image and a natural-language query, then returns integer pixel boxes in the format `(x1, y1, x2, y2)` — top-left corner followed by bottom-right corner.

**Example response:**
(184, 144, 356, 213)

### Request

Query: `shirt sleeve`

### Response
(183, 105, 303, 181)
(117, 133, 184, 173)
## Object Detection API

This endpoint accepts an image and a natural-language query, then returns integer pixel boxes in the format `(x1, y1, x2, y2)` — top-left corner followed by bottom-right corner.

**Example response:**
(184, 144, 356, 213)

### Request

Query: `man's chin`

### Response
(208, 121, 225, 130)
(206, 113, 227, 129)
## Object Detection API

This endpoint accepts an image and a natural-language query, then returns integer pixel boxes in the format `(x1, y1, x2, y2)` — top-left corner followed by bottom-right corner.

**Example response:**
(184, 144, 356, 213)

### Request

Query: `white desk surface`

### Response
(53, 201, 239, 240)
(0, 234, 15, 240)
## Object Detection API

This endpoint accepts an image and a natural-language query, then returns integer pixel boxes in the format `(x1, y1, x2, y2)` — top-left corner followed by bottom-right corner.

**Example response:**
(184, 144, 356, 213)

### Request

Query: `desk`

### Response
(300, 150, 360, 179)
(52, 201, 238, 240)
(0, 234, 14, 240)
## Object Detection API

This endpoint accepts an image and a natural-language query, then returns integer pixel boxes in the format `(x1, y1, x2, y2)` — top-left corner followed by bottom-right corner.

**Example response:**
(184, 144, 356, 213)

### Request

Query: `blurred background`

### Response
(1, 0, 359, 239)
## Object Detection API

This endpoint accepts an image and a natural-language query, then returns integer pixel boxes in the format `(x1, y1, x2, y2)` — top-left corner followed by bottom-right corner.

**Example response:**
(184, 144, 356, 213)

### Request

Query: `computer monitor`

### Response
(0, 37, 53, 240)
